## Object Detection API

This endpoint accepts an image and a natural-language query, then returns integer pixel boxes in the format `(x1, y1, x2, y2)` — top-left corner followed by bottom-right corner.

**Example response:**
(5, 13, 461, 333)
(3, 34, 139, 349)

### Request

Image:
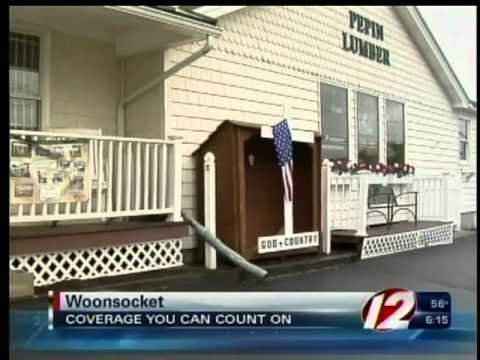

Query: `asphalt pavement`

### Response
(10, 232, 477, 360)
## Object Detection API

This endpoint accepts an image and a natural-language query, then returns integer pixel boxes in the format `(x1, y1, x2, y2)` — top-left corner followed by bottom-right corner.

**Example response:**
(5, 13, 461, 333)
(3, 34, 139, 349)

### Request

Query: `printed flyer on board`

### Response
(10, 138, 92, 204)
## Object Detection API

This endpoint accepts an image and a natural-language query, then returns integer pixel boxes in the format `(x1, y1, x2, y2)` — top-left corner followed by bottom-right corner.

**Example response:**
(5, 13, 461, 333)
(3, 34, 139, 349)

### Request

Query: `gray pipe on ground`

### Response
(181, 211, 268, 280)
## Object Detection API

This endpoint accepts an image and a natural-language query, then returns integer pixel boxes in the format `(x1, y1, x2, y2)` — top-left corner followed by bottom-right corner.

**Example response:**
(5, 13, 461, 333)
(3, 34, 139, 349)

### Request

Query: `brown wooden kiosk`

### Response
(195, 120, 322, 261)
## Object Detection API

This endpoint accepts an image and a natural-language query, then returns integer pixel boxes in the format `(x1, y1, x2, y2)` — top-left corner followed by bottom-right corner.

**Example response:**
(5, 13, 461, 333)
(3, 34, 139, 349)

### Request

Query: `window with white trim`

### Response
(458, 118, 469, 161)
(357, 92, 379, 163)
(9, 31, 41, 130)
(320, 83, 349, 161)
(386, 100, 405, 165)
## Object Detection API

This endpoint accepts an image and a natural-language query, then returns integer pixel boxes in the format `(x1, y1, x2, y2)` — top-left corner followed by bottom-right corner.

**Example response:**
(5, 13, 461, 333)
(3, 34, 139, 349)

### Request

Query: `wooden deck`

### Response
(10, 220, 188, 255)
(331, 221, 455, 259)
(332, 221, 452, 242)
(10, 220, 189, 287)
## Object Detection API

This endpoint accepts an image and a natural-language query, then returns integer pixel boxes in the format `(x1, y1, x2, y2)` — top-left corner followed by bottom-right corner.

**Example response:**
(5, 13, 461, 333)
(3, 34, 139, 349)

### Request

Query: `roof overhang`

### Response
(394, 6, 474, 111)
(107, 6, 222, 56)
(108, 6, 221, 38)
(10, 6, 222, 57)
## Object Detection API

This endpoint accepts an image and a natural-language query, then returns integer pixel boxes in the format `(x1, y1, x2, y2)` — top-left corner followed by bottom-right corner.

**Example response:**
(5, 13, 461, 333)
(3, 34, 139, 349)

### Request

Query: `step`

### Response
(10, 270, 34, 300)
(259, 251, 357, 276)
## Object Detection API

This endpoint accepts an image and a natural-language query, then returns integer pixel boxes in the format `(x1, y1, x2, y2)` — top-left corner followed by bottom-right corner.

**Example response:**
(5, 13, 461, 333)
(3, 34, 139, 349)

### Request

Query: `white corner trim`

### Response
(317, 80, 322, 136)
(403, 102, 409, 164)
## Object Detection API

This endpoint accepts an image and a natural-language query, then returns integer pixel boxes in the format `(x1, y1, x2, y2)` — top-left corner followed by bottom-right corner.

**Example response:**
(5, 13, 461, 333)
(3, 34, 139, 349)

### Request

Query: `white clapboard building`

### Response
(9, 6, 476, 288)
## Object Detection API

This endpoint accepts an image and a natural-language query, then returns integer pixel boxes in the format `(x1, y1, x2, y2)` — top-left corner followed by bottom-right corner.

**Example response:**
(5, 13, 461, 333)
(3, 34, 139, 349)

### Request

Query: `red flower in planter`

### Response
(330, 160, 416, 176)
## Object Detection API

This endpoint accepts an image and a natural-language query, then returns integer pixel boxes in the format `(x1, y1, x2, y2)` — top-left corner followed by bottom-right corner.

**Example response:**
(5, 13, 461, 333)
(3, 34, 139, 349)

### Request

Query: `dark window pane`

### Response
(458, 119, 468, 140)
(357, 92, 378, 163)
(322, 141, 348, 161)
(26, 38, 33, 70)
(386, 100, 405, 164)
(321, 84, 348, 161)
(9, 98, 39, 130)
(9, 32, 41, 130)
(32, 40, 40, 71)
(387, 143, 404, 164)
(9, 37, 15, 67)
(13, 33, 25, 70)
(459, 141, 467, 160)
(10, 32, 40, 71)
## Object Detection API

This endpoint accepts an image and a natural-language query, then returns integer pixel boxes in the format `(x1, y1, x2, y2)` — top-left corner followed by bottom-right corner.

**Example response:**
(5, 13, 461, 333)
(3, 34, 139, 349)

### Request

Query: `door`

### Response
(244, 136, 284, 257)
(244, 136, 315, 258)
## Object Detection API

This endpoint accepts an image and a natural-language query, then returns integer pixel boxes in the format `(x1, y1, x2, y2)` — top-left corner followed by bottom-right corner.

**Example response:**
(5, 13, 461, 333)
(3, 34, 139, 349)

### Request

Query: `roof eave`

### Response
(152, 6, 218, 26)
(186, 6, 247, 19)
(106, 6, 222, 37)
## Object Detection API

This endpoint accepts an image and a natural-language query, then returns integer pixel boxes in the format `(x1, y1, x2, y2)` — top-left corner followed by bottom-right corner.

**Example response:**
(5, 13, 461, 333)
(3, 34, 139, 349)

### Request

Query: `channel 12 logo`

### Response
(361, 288, 451, 330)
(362, 288, 416, 330)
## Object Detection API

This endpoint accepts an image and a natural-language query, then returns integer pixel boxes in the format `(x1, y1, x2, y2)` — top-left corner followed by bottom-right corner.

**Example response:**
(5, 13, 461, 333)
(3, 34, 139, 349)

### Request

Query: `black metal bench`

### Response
(367, 184, 418, 226)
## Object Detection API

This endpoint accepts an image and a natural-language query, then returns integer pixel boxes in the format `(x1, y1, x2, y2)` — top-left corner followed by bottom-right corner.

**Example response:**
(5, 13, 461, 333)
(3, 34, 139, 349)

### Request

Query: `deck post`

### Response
(443, 173, 461, 229)
(355, 170, 370, 237)
(168, 136, 183, 222)
(204, 152, 217, 270)
(321, 159, 331, 254)
(441, 173, 450, 222)
(454, 174, 462, 229)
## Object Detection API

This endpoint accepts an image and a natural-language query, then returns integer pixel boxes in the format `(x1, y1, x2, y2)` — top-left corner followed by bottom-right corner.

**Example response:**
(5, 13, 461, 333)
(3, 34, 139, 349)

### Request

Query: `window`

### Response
(386, 100, 405, 165)
(9, 32, 41, 130)
(357, 92, 379, 163)
(459, 119, 469, 161)
(320, 83, 348, 161)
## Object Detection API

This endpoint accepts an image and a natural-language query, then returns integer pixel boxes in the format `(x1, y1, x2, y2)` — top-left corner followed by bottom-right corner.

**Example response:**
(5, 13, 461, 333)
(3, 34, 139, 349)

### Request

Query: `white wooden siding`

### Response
(163, 6, 475, 222)
(49, 31, 118, 135)
(124, 49, 165, 139)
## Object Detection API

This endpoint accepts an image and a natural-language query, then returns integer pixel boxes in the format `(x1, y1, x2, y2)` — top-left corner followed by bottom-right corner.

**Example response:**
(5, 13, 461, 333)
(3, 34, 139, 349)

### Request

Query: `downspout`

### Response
(118, 57, 125, 136)
(116, 35, 215, 137)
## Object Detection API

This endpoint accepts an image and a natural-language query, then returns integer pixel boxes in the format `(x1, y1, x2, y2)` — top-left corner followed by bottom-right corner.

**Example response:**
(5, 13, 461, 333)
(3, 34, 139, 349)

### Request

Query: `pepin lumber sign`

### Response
(342, 10, 391, 66)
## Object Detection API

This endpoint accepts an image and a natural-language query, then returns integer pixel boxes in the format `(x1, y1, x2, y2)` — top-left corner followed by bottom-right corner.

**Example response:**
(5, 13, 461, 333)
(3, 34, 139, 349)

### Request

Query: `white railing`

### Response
(10, 129, 183, 223)
(328, 173, 361, 231)
(412, 175, 461, 225)
(321, 160, 461, 249)
(324, 168, 414, 231)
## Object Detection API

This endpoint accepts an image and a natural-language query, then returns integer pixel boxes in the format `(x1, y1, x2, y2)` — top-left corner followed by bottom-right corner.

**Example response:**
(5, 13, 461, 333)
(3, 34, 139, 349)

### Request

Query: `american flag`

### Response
(272, 119, 293, 202)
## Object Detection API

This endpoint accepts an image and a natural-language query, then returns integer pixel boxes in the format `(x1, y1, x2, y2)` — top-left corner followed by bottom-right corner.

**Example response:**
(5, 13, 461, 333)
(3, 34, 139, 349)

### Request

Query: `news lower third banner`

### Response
(11, 290, 475, 353)
(49, 290, 451, 329)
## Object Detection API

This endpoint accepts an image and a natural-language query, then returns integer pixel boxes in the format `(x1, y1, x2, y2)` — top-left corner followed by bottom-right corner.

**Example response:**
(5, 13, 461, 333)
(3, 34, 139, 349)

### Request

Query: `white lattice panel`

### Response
(423, 224, 454, 246)
(361, 223, 454, 259)
(361, 231, 421, 259)
(10, 238, 183, 287)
